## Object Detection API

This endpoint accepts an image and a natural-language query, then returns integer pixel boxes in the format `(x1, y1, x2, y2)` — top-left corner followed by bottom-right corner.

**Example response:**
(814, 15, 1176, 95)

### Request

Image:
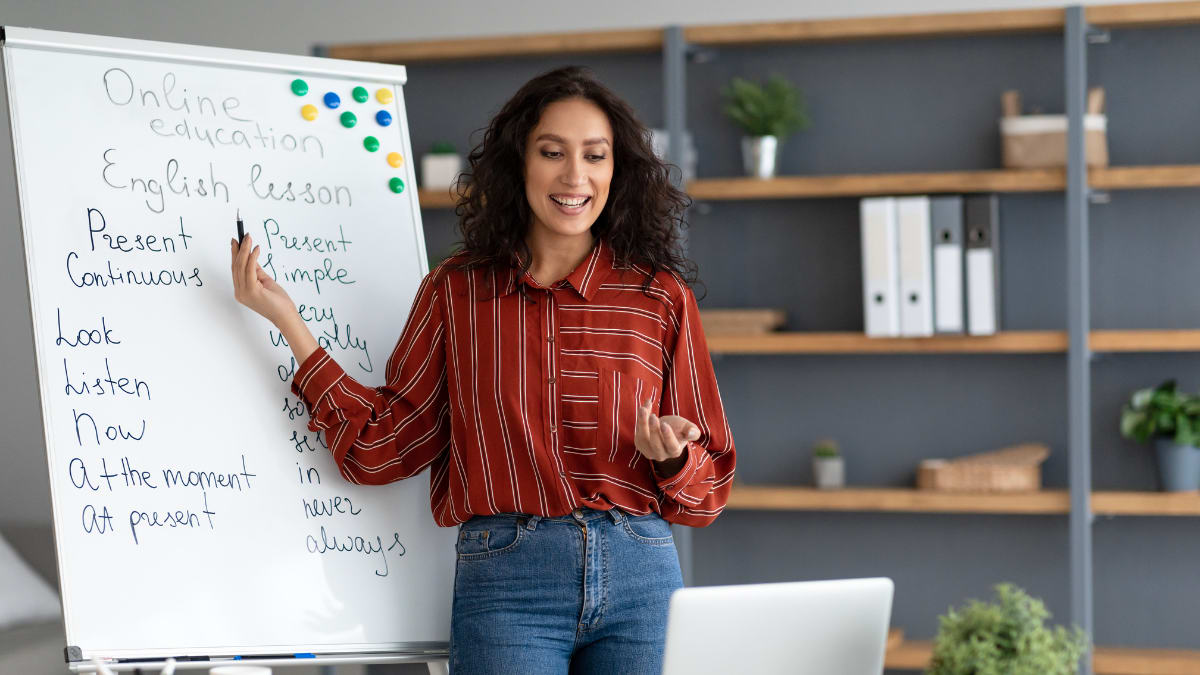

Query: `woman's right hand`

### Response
(231, 235, 295, 326)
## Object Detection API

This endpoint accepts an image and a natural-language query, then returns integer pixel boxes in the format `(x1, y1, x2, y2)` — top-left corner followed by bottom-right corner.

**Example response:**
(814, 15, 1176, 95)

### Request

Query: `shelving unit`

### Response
(703, 330, 1200, 354)
(726, 486, 1200, 516)
(326, 3, 1200, 672)
(416, 165, 1200, 204)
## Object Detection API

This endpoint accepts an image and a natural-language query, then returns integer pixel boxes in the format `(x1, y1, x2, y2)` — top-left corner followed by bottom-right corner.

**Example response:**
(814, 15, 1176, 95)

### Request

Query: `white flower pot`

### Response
(421, 153, 462, 189)
(813, 456, 845, 489)
(741, 135, 778, 178)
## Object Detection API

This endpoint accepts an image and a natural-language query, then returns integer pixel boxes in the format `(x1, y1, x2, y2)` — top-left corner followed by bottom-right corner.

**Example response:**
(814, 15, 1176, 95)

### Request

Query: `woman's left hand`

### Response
(635, 398, 701, 464)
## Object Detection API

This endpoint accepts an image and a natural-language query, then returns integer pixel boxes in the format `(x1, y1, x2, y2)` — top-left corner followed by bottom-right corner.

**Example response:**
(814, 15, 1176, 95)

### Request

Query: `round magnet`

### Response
(301, 104, 319, 121)
(363, 136, 380, 152)
(352, 86, 369, 103)
(388, 177, 405, 194)
(290, 79, 309, 96)
(340, 111, 357, 128)
(375, 110, 393, 127)
(375, 88, 394, 104)
(323, 92, 341, 109)
(386, 152, 404, 168)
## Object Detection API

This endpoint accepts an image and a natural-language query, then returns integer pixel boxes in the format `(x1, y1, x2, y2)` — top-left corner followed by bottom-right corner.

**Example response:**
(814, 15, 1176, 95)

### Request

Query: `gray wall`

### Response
(0, 0, 1189, 668)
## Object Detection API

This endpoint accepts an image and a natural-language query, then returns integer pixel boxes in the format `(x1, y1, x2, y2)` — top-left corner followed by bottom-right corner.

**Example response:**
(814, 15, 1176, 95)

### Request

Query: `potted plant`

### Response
(1120, 379, 1200, 491)
(929, 583, 1089, 675)
(420, 140, 462, 190)
(721, 74, 810, 179)
(812, 438, 844, 489)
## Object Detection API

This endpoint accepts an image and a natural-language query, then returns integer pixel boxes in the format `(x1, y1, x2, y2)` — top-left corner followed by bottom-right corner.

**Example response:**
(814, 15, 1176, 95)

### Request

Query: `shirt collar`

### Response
(501, 238, 612, 301)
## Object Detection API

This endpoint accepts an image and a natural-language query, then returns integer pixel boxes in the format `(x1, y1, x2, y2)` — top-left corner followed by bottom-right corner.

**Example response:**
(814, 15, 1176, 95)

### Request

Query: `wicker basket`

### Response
(699, 308, 786, 335)
(916, 443, 1049, 492)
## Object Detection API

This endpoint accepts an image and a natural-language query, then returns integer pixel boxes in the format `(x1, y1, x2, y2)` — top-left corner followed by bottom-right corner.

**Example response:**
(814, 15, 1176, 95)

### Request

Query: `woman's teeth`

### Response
(551, 196, 589, 207)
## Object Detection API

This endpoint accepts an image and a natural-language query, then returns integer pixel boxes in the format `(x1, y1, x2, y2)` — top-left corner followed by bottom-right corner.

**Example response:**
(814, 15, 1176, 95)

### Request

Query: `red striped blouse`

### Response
(290, 238, 736, 527)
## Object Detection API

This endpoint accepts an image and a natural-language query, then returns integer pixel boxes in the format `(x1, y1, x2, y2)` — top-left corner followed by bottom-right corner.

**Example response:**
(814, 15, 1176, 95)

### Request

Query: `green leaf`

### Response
(721, 74, 809, 140)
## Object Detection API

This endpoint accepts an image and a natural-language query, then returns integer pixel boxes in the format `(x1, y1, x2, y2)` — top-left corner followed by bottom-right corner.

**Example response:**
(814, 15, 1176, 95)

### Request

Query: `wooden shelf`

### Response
(684, 8, 1065, 46)
(322, 28, 662, 63)
(705, 331, 1067, 354)
(417, 188, 457, 209)
(1091, 330, 1200, 352)
(727, 486, 1071, 514)
(1092, 491, 1200, 516)
(703, 330, 1200, 355)
(684, 165, 1200, 201)
(727, 486, 1200, 516)
(686, 169, 1065, 200)
(885, 638, 1200, 674)
(1091, 164, 1200, 191)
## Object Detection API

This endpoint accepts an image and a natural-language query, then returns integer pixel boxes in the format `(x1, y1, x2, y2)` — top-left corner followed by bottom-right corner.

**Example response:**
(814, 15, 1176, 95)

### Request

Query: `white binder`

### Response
(897, 196, 934, 337)
(931, 196, 965, 334)
(965, 195, 1001, 335)
(860, 197, 900, 337)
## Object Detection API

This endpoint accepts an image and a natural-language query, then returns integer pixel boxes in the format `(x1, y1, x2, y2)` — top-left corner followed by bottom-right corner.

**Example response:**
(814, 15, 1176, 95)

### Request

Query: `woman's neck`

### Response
(525, 229, 595, 286)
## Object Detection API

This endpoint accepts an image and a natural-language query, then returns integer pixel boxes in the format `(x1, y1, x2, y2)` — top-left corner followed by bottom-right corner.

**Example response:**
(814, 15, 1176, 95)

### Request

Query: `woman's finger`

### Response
(659, 420, 683, 455)
(242, 243, 259, 293)
(647, 412, 667, 460)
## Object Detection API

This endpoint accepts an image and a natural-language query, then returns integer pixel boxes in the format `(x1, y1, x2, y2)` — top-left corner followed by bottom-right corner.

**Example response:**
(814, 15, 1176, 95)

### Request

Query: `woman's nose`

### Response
(561, 158, 588, 186)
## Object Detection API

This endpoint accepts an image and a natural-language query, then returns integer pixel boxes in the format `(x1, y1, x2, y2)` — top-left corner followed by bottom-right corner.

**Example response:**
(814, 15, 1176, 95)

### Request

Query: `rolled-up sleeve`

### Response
(290, 270, 451, 485)
(655, 276, 737, 527)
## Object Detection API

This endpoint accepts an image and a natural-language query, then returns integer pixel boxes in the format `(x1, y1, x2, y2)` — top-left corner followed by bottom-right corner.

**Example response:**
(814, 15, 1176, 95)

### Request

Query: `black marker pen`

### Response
(236, 209, 244, 242)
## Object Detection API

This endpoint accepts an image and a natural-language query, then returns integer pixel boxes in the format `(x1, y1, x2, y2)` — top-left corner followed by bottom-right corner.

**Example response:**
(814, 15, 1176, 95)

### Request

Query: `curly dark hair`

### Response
(448, 65, 700, 302)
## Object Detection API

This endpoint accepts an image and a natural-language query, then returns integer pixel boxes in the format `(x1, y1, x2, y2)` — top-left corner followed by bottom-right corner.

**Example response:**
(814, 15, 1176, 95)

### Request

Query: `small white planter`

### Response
(741, 135, 779, 178)
(421, 153, 462, 189)
(813, 456, 845, 489)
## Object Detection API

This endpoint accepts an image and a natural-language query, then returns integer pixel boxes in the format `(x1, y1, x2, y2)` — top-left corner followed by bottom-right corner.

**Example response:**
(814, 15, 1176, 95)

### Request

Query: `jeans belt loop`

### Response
(606, 507, 624, 525)
(524, 515, 541, 531)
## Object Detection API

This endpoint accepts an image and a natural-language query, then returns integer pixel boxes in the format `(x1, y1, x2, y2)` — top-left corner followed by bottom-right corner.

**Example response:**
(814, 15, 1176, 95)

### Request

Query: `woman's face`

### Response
(523, 97, 614, 243)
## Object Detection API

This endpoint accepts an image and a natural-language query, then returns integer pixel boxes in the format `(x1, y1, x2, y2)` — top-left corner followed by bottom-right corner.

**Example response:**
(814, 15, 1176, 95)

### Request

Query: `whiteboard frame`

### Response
(2, 24, 441, 665)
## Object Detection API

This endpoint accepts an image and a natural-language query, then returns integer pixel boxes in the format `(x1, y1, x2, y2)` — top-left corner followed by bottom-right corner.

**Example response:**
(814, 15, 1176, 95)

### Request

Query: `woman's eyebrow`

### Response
(535, 133, 610, 146)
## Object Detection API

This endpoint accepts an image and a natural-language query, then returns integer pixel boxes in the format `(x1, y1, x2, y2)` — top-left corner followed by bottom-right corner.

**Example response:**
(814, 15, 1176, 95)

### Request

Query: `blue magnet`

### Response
(323, 92, 341, 109)
(375, 110, 393, 127)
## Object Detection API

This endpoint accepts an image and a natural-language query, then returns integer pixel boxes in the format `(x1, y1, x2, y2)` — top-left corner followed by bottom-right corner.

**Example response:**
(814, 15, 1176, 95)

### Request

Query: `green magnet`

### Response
(290, 78, 309, 96)
(340, 111, 357, 128)
(352, 86, 369, 103)
(389, 177, 406, 194)
(363, 136, 380, 152)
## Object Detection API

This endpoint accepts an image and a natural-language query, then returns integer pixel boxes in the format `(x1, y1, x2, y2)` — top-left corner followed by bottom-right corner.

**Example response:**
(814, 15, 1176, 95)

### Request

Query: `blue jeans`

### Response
(449, 507, 683, 674)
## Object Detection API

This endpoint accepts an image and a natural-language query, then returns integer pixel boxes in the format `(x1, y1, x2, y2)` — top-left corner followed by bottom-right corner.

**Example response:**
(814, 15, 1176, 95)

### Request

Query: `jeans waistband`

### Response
(462, 507, 627, 531)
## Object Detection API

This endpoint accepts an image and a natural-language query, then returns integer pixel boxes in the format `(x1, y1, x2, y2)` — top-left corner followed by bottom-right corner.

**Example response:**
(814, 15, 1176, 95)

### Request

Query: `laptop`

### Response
(661, 577, 894, 675)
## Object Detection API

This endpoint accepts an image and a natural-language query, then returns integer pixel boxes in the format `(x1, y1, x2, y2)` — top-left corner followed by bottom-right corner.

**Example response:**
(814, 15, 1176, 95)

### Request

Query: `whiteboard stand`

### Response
(73, 652, 449, 672)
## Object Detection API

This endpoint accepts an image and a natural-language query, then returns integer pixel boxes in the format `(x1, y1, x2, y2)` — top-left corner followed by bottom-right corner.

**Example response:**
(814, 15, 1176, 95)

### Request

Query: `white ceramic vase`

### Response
(813, 456, 845, 489)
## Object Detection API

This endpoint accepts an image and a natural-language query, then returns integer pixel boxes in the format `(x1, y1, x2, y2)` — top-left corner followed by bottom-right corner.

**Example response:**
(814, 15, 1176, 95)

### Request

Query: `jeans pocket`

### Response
(621, 512, 674, 546)
(456, 517, 525, 560)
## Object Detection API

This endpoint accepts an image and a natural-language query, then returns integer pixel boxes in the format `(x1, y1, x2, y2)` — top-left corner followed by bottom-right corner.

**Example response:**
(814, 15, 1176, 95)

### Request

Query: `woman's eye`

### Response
(541, 150, 562, 159)
(587, 155, 607, 162)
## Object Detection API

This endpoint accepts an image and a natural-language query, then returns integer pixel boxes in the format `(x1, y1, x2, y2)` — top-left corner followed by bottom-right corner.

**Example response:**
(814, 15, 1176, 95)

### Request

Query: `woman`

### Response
(231, 66, 735, 674)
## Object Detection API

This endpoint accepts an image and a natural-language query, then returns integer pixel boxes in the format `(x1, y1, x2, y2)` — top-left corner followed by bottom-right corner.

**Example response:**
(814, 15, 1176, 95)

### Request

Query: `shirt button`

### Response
(548, 335, 555, 343)
(548, 376, 556, 384)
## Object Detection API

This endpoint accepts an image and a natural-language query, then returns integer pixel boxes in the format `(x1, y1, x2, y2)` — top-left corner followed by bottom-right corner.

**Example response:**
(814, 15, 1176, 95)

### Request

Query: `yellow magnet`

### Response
(301, 104, 319, 121)
(387, 152, 404, 168)
(375, 88, 394, 104)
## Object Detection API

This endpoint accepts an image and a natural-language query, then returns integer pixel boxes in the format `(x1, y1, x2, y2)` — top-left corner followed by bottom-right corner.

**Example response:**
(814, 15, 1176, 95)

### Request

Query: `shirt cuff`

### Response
(654, 441, 701, 493)
(289, 347, 345, 412)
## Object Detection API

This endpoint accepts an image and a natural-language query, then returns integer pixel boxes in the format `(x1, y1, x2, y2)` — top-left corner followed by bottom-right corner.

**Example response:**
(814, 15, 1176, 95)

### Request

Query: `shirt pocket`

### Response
(599, 368, 660, 470)
(559, 369, 600, 458)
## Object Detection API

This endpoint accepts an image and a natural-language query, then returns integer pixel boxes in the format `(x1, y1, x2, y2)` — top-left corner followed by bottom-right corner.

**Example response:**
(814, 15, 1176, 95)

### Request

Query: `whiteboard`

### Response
(2, 27, 455, 663)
